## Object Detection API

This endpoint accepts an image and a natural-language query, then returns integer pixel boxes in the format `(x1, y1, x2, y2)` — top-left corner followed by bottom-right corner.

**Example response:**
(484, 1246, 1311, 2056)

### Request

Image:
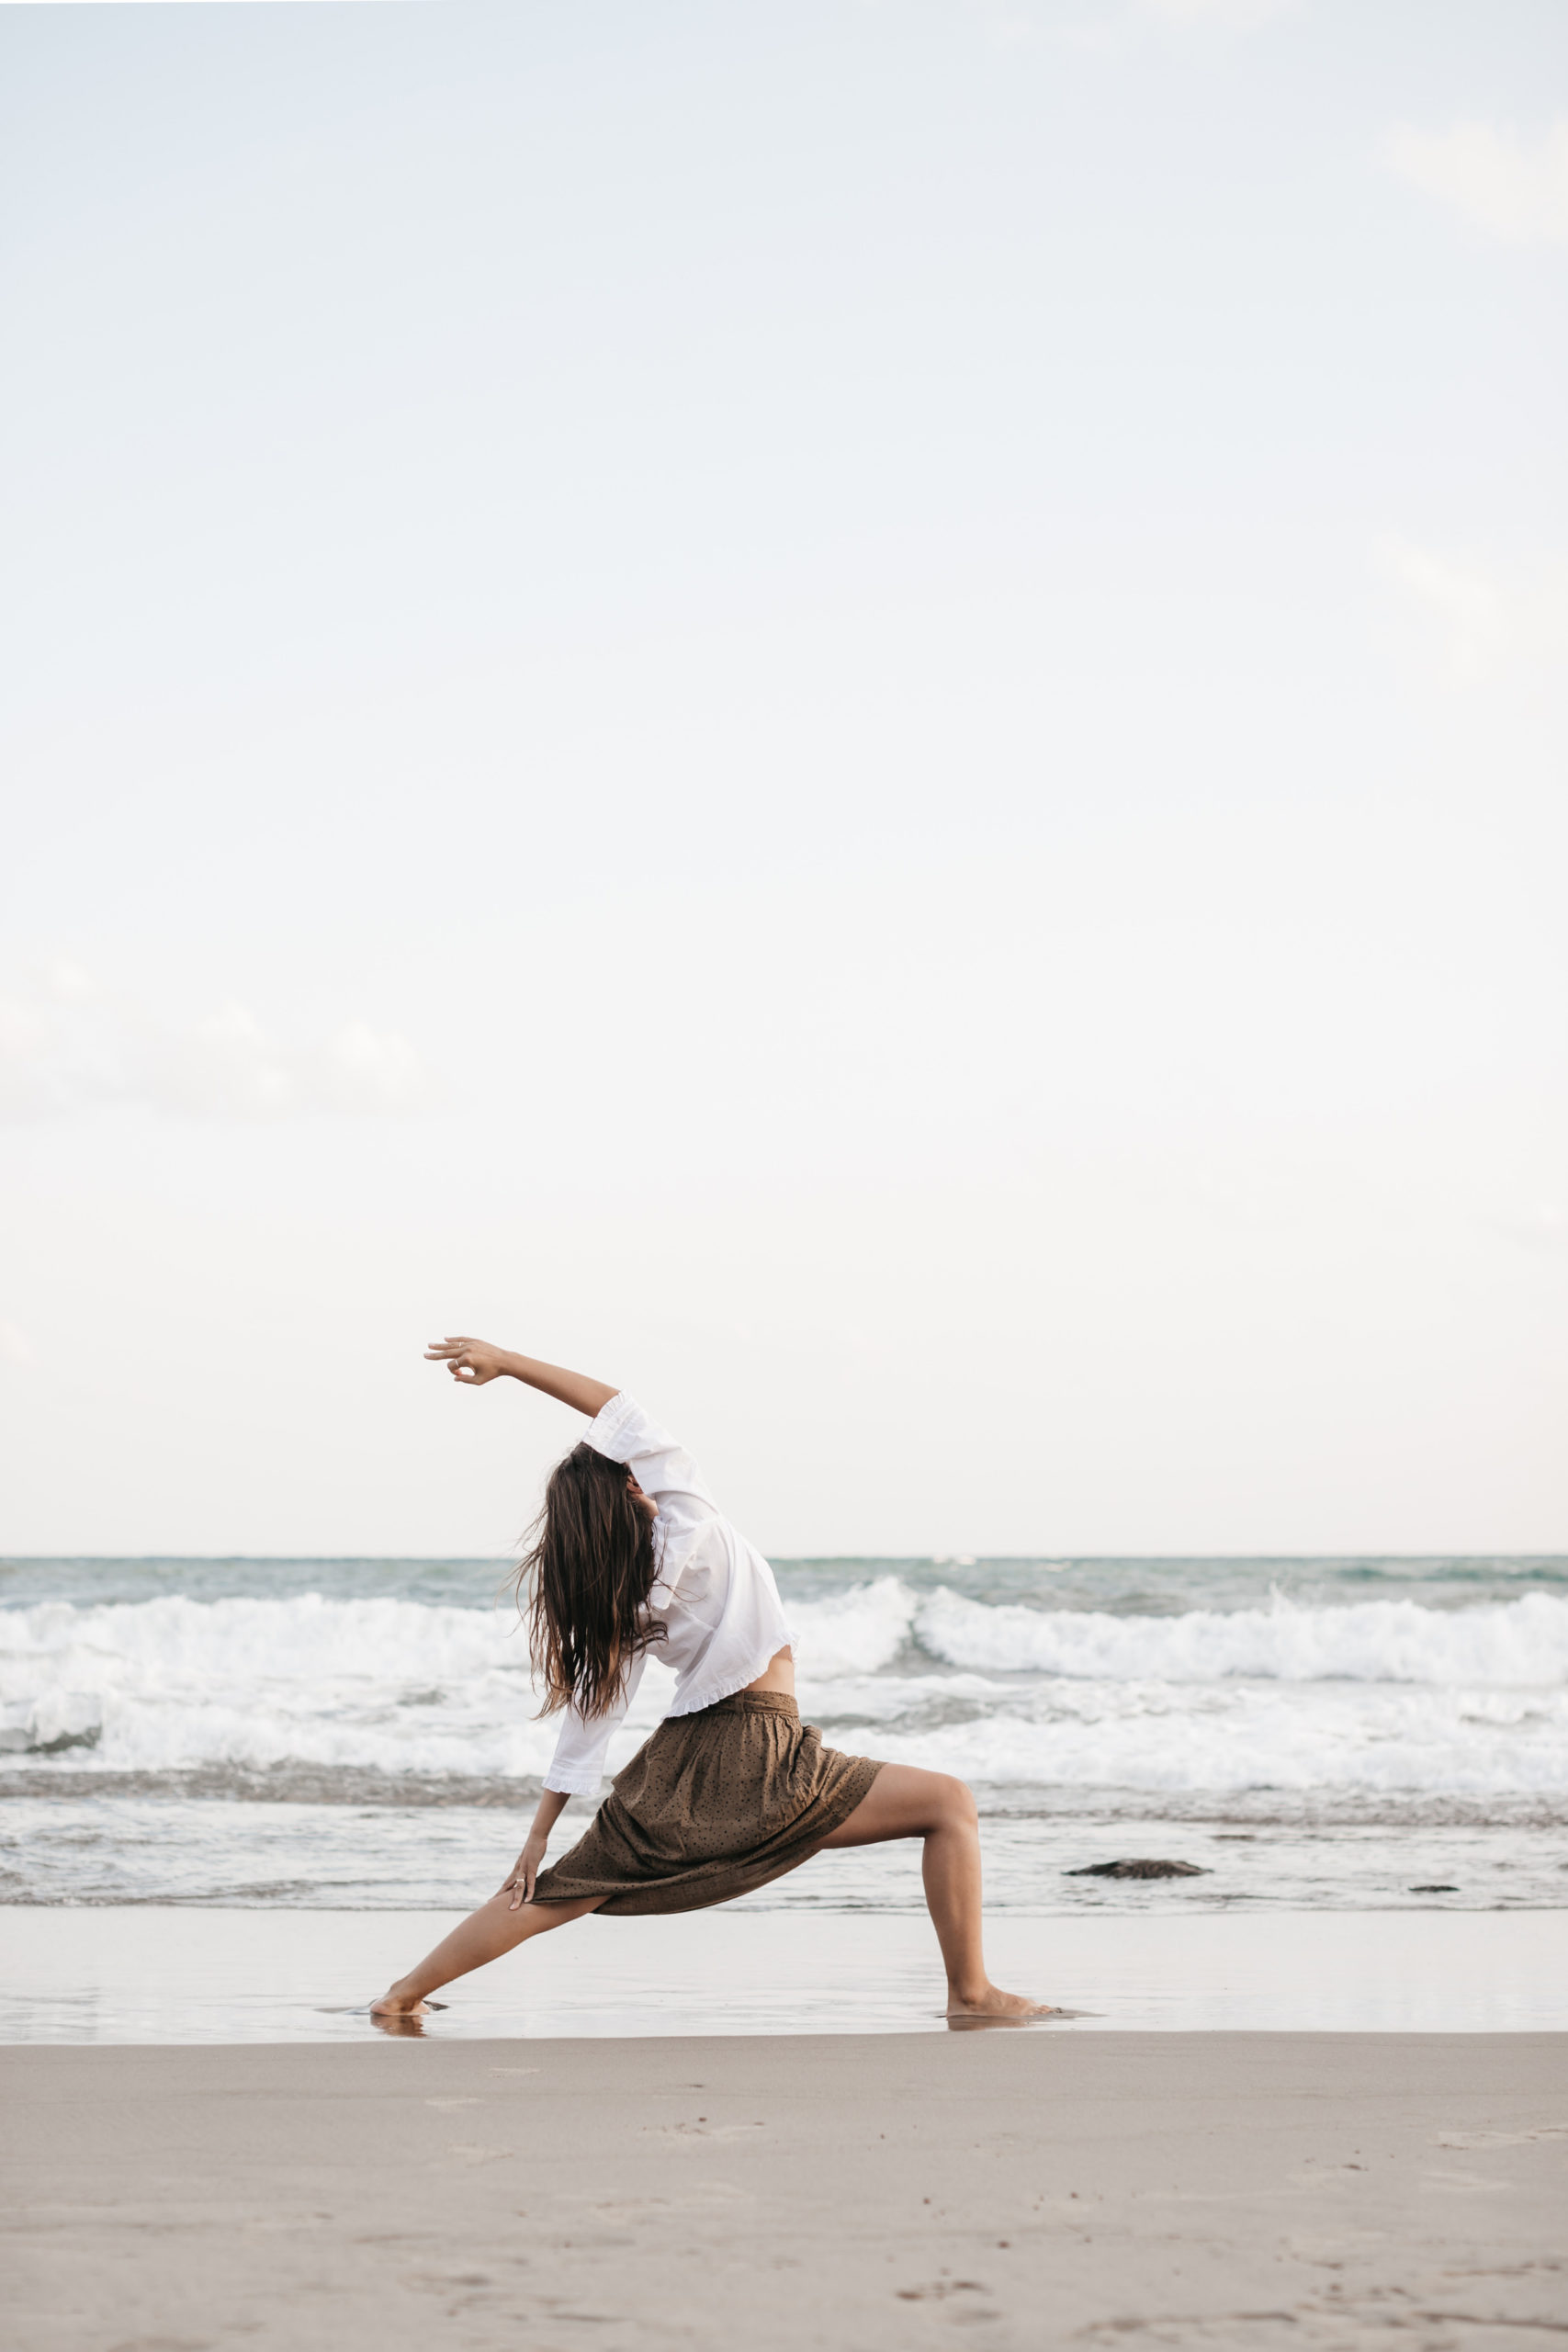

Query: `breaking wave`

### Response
(2, 1580, 1565, 1795)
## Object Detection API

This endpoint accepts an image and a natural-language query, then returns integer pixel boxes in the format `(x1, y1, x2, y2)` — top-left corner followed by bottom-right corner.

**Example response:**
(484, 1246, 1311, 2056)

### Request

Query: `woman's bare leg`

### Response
(371, 1890, 605, 2018)
(818, 1765, 1054, 2018)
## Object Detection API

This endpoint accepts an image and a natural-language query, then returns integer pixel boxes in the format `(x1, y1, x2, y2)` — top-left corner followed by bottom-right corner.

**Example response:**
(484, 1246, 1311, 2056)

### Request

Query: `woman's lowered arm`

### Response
(502, 1787, 571, 1910)
(423, 1338, 617, 1419)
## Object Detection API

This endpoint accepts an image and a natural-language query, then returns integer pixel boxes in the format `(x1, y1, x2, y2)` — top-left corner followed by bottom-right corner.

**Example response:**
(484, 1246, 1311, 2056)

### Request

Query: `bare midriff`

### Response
(743, 1645, 796, 1698)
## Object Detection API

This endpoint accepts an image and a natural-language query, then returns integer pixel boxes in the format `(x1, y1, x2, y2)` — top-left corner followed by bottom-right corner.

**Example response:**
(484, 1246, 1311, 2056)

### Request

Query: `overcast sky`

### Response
(2, 0, 1565, 1557)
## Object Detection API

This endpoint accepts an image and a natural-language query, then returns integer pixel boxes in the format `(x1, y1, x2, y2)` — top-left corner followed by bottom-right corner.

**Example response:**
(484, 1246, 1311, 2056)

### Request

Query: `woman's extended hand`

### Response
(422, 1338, 618, 1419)
(425, 1336, 510, 1385)
(501, 1834, 550, 1911)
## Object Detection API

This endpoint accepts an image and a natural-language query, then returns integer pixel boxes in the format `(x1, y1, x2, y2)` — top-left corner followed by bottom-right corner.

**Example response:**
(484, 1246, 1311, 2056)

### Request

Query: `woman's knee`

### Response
(936, 1774, 978, 1831)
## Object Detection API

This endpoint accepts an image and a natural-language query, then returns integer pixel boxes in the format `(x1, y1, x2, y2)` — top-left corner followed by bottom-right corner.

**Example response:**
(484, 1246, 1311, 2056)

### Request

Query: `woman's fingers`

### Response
(427, 1337, 501, 1384)
(502, 1848, 540, 1911)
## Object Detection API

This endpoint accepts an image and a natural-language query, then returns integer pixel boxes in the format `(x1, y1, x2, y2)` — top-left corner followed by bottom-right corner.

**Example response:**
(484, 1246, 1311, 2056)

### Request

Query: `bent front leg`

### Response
(818, 1764, 1055, 2018)
(818, 1763, 987, 2006)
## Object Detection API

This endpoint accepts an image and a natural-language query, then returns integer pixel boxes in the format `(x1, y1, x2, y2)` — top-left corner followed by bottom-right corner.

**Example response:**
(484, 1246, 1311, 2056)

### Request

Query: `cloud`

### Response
(320, 1019, 426, 1111)
(1377, 538, 1568, 685)
(41, 956, 95, 1006)
(0, 966, 429, 1124)
(1385, 119, 1568, 245)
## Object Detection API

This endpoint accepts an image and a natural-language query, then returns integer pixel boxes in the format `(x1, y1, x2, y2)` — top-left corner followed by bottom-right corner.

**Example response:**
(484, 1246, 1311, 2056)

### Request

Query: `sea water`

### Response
(2, 1554, 1566, 1914)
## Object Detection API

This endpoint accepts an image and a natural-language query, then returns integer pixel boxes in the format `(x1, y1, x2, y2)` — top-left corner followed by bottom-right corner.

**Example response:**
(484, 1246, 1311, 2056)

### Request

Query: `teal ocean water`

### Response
(3, 1555, 1565, 1912)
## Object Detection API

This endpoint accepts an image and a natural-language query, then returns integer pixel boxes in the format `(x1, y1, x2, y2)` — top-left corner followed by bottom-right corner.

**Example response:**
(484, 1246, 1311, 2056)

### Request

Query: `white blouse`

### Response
(540, 1393, 797, 1796)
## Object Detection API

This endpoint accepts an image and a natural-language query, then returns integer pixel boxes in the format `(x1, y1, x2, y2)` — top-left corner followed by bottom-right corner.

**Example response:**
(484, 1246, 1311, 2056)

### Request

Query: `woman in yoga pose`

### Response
(372, 1339, 1054, 2022)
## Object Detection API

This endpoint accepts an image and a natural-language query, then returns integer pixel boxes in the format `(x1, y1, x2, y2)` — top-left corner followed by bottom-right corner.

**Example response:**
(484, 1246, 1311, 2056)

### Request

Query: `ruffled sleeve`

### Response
(580, 1393, 718, 1540)
(541, 1648, 649, 1797)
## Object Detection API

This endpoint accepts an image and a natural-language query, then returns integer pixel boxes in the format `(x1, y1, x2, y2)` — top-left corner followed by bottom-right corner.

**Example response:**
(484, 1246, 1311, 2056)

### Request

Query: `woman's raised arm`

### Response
(423, 1338, 617, 1419)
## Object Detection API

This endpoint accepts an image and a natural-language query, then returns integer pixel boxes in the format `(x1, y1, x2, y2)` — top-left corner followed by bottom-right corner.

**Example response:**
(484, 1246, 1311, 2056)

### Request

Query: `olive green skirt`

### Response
(531, 1690, 885, 1917)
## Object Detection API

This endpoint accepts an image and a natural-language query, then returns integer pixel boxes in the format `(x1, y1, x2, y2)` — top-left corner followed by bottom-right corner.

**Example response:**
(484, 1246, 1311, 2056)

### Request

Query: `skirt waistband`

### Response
(691, 1690, 799, 1722)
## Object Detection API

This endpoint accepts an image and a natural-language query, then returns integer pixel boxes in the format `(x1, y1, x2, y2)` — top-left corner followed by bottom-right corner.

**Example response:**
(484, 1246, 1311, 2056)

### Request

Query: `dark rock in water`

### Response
(1064, 1859, 1210, 1880)
(1408, 1883, 1459, 1894)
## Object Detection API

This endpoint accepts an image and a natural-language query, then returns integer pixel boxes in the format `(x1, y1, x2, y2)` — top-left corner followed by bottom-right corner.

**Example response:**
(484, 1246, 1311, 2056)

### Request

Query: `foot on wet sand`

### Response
(946, 1984, 1066, 2021)
(369, 1989, 444, 2018)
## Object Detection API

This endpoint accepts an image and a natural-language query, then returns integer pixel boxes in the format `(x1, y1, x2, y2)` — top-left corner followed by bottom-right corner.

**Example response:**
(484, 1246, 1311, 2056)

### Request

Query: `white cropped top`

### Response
(540, 1393, 797, 1796)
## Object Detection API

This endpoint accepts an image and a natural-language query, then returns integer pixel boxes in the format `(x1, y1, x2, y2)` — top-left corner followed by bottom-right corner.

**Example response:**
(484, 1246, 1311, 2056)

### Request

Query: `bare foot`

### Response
(945, 1984, 1066, 2021)
(370, 1984, 446, 2018)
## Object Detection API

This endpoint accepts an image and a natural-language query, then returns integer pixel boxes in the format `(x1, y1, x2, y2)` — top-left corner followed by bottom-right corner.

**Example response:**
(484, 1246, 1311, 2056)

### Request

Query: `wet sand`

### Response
(6, 2031, 1566, 2350)
(6, 1904, 1568, 2041)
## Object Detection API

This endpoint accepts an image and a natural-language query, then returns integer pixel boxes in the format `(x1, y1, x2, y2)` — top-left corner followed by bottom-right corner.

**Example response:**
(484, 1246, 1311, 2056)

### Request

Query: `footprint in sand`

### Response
(1435, 2125, 1568, 2149)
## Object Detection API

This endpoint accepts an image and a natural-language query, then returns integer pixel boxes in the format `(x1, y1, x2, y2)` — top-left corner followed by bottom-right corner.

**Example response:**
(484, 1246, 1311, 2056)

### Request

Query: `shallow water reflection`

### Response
(3, 1906, 1566, 2045)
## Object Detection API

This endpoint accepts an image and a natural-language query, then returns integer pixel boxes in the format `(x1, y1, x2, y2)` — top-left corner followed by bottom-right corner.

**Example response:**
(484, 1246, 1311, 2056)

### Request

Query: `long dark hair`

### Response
(516, 1442, 666, 1719)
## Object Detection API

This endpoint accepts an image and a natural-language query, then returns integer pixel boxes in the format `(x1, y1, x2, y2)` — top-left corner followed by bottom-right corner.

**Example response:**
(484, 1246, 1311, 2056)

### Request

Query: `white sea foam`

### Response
(786, 1578, 914, 1676)
(911, 1586, 1568, 1687)
(830, 1683, 1568, 1797)
(2, 1583, 1566, 1793)
(0, 1594, 547, 1777)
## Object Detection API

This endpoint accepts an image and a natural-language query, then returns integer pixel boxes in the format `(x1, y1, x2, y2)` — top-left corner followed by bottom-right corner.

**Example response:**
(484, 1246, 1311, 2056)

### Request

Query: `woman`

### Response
(371, 1338, 1054, 2022)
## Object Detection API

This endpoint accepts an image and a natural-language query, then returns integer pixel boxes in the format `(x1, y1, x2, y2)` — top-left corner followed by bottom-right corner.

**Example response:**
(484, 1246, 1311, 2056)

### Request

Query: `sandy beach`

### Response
(7, 2030, 1565, 2350)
